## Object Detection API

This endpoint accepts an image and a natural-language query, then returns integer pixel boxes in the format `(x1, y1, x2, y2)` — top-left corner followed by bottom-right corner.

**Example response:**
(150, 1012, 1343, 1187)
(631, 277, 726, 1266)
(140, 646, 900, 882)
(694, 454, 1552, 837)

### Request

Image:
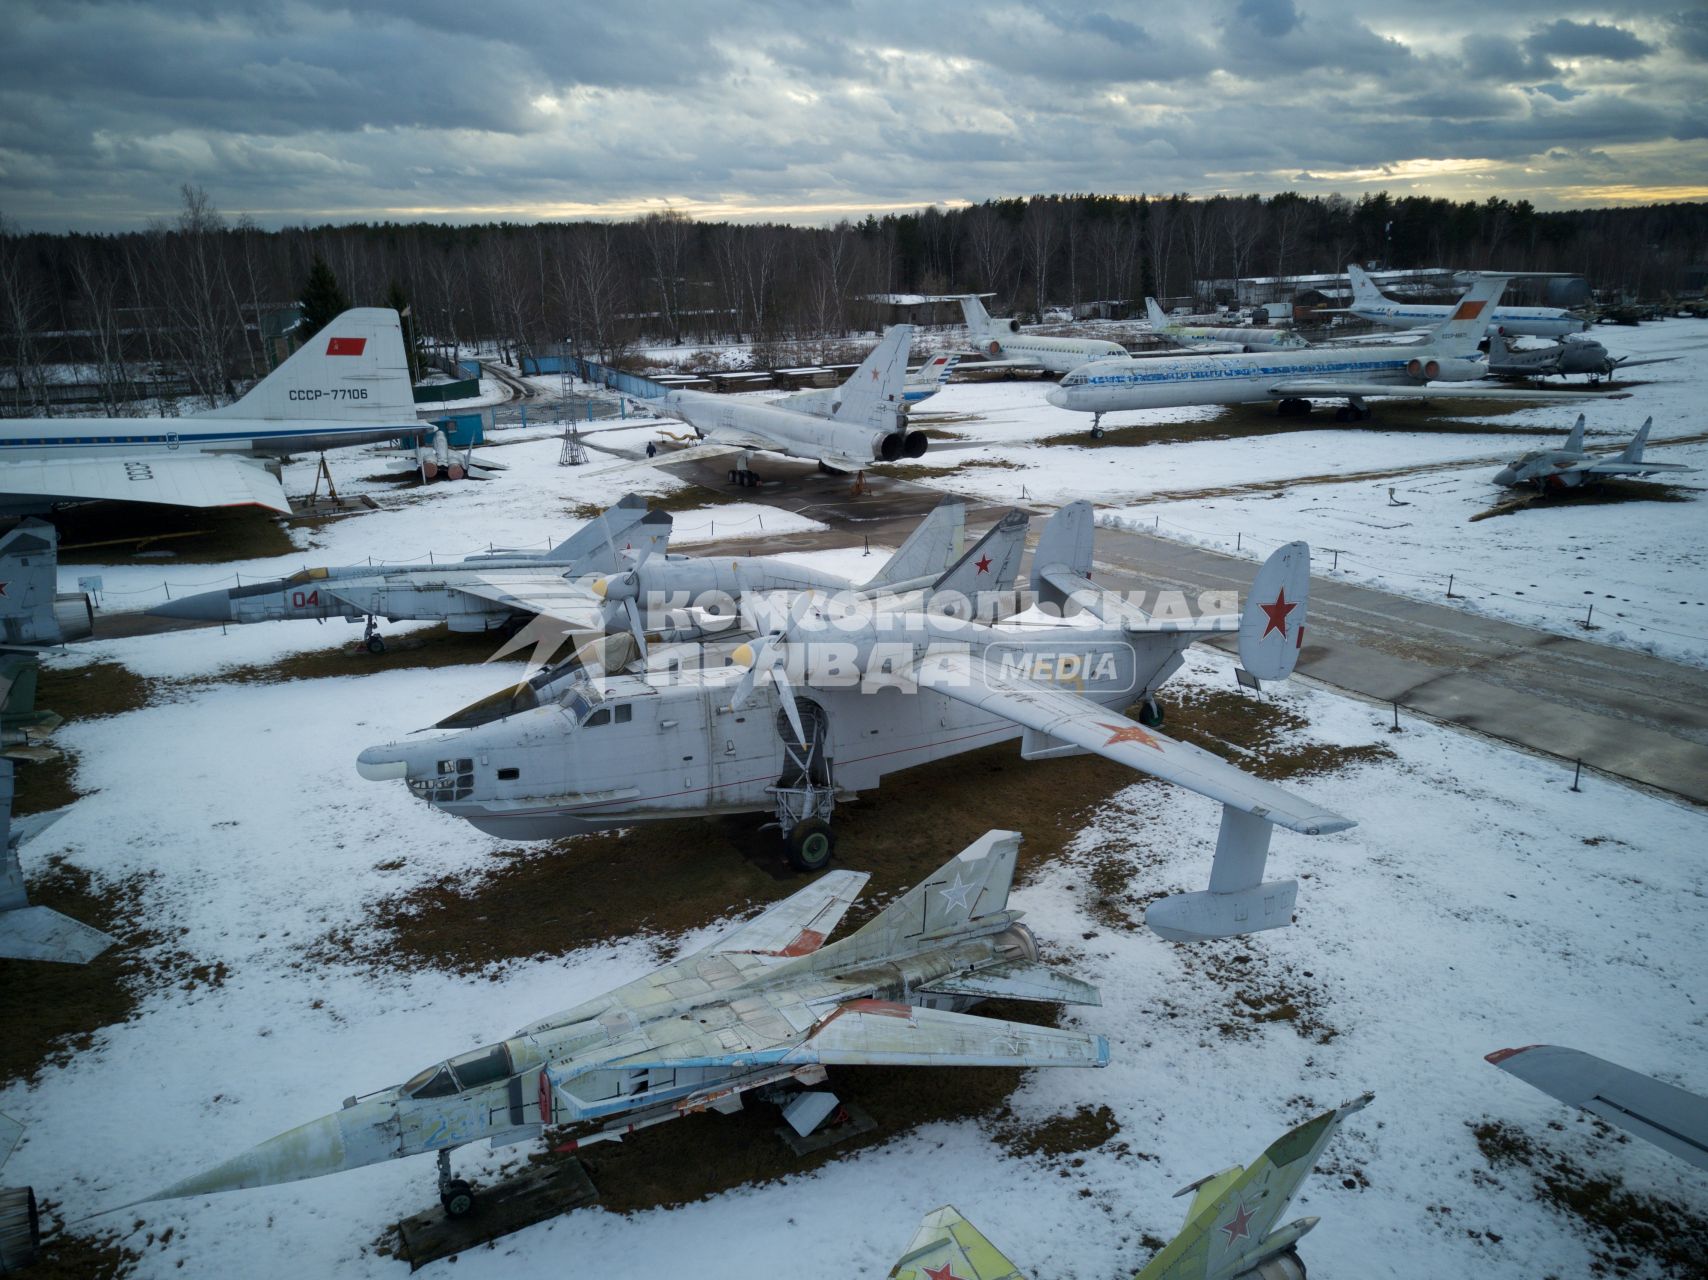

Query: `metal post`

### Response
(1390, 701, 1402, 733)
(1331, 550, 1340, 571)
(864, 535, 870, 557)
(1446, 573, 1454, 597)
(1236, 532, 1242, 551)
(1585, 603, 1594, 628)
(1570, 758, 1583, 792)
(163, 581, 171, 600)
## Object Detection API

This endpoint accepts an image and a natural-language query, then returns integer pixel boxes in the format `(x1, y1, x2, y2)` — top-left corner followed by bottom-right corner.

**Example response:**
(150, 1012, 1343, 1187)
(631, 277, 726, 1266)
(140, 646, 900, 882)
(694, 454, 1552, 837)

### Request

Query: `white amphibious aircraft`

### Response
(1344, 264, 1587, 339)
(0, 308, 424, 515)
(956, 295, 1128, 374)
(1047, 275, 1620, 435)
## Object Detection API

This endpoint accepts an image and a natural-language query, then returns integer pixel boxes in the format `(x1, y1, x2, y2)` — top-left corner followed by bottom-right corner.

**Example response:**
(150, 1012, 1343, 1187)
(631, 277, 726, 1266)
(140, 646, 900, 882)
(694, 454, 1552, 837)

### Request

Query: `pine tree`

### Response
(299, 255, 350, 341)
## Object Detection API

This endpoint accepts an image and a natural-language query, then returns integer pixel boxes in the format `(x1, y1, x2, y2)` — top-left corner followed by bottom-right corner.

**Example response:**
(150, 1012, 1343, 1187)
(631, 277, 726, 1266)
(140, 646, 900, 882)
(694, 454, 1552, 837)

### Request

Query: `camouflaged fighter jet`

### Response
(359, 502, 1354, 940)
(148, 495, 670, 651)
(146, 829, 1107, 1218)
(889, 1094, 1373, 1280)
(1492, 415, 1694, 491)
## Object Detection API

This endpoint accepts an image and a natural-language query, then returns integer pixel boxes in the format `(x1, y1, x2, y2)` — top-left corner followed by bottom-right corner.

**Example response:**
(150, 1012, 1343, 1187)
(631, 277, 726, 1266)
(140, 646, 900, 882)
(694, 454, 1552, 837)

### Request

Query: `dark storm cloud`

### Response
(1524, 19, 1657, 62)
(0, 0, 1703, 230)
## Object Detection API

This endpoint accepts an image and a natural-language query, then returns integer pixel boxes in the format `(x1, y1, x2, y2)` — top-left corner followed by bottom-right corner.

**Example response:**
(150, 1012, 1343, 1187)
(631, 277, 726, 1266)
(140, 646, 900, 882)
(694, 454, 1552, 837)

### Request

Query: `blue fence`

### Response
(519, 355, 565, 375)
(457, 359, 483, 379)
(565, 355, 668, 401)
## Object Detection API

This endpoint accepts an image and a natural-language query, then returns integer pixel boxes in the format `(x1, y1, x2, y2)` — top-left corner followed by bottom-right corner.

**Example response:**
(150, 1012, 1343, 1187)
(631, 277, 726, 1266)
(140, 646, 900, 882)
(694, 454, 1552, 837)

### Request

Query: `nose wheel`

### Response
(361, 616, 387, 654)
(1089, 413, 1105, 440)
(437, 1149, 476, 1218)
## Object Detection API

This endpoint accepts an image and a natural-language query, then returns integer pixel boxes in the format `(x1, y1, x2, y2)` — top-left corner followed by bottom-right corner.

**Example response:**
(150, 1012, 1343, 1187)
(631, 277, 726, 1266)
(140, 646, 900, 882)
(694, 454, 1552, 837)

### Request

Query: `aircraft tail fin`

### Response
(1347, 264, 1386, 307)
(842, 830, 1022, 953)
(1135, 1093, 1373, 1280)
(0, 519, 91, 647)
(1, 759, 116, 964)
(889, 1205, 1031, 1280)
(928, 509, 1029, 616)
(1488, 331, 1511, 361)
(198, 308, 417, 423)
(1563, 413, 1586, 453)
(551, 500, 671, 572)
(830, 325, 912, 432)
(1029, 501, 1095, 612)
(1145, 297, 1170, 329)
(546, 494, 648, 561)
(906, 353, 958, 391)
(1617, 417, 1653, 464)
(860, 498, 967, 592)
(1425, 275, 1510, 355)
(1238, 541, 1309, 683)
(957, 295, 993, 334)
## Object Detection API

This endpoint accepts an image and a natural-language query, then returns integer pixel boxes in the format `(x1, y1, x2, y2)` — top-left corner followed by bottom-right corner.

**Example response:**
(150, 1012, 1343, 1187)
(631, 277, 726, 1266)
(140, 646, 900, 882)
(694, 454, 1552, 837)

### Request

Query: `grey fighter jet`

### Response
(147, 829, 1107, 1216)
(1486, 332, 1678, 381)
(149, 494, 669, 650)
(1492, 416, 1694, 491)
(359, 503, 1354, 941)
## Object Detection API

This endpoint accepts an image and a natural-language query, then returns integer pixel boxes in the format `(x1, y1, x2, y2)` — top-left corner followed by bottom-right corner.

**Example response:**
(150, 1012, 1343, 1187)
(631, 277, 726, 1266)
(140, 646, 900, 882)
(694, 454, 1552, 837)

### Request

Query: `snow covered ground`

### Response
(7, 640, 1704, 1279)
(10, 317, 1706, 1279)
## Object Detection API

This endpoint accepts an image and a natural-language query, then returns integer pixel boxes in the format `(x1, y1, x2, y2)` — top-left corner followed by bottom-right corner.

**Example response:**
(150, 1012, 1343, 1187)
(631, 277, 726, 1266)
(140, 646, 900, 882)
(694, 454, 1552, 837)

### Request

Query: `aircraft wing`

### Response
(889, 1206, 1029, 1280)
(686, 869, 869, 962)
(798, 999, 1109, 1068)
(0, 453, 292, 512)
(961, 355, 1046, 372)
(1576, 460, 1695, 477)
(0, 904, 117, 964)
(1487, 1045, 1708, 1170)
(1266, 380, 1626, 404)
(910, 647, 1353, 836)
(446, 573, 607, 629)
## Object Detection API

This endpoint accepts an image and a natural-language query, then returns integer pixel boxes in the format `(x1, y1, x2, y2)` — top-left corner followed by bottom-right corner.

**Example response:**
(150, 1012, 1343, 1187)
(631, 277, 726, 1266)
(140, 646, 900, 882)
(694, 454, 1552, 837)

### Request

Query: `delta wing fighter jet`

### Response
(0, 308, 426, 516)
(1145, 298, 1308, 354)
(1485, 332, 1679, 381)
(1492, 416, 1694, 491)
(888, 1094, 1373, 1280)
(150, 495, 669, 650)
(360, 503, 1354, 940)
(1049, 276, 1622, 437)
(147, 829, 1107, 1216)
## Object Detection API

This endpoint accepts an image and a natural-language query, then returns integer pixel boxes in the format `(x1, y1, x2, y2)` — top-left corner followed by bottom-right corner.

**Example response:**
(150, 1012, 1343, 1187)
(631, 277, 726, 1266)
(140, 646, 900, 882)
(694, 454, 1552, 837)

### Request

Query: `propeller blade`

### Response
(623, 596, 649, 661)
(772, 664, 807, 746)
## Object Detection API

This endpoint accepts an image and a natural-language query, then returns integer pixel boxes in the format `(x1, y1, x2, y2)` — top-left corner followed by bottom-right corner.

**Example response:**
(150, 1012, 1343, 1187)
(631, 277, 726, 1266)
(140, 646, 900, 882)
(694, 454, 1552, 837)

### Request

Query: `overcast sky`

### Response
(2, 0, 1704, 232)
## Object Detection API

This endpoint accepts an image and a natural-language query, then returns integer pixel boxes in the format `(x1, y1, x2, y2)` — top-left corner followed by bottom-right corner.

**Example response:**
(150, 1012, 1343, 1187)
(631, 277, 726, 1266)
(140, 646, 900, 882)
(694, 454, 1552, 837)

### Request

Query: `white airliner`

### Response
(1345, 264, 1588, 339)
(1047, 276, 1620, 435)
(0, 308, 423, 515)
(957, 295, 1127, 374)
(1144, 297, 1308, 353)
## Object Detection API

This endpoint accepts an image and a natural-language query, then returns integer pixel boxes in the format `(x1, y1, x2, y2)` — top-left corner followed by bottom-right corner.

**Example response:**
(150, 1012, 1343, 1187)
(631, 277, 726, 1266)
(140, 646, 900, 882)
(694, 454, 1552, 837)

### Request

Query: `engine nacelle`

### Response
(1005, 317, 1021, 333)
(1406, 356, 1483, 382)
(1238, 1248, 1307, 1280)
(994, 923, 1039, 964)
(903, 430, 928, 459)
(877, 432, 904, 462)
(53, 593, 94, 643)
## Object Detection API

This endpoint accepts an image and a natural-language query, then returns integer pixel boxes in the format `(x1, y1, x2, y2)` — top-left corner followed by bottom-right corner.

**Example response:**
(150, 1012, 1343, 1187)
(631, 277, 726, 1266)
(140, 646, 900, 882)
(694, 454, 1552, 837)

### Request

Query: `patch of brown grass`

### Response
(993, 1102, 1121, 1159)
(189, 624, 511, 686)
(1472, 1119, 1708, 1277)
(566, 482, 750, 522)
(20, 1210, 142, 1280)
(1470, 479, 1698, 522)
(33, 662, 154, 723)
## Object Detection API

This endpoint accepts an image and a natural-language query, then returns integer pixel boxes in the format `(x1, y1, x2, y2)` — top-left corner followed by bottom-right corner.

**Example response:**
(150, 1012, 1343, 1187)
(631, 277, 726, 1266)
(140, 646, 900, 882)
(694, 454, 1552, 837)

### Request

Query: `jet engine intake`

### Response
(53, 593, 94, 643)
(1406, 356, 1483, 382)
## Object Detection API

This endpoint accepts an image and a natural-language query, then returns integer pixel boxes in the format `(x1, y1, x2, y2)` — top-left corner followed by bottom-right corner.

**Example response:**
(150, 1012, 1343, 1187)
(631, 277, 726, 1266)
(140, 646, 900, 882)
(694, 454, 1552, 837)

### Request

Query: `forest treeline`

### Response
(2, 185, 1704, 415)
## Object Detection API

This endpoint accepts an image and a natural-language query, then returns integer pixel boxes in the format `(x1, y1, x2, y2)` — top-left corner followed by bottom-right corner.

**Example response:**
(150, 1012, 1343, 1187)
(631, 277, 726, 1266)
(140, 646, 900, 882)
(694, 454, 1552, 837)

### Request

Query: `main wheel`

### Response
(440, 1178, 476, 1218)
(1138, 698, 1164, 728)
(1090, 425, 1105, 440)
(1335, 406, 1354, 423)
(785, 819, 836, 872)
(366, 635, 387, 655)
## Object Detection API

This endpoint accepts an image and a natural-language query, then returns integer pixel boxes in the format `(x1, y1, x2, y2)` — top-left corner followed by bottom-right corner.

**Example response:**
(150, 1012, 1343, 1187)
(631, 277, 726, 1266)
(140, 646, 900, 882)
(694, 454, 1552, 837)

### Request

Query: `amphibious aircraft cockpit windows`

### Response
(407, 757, 474, 802)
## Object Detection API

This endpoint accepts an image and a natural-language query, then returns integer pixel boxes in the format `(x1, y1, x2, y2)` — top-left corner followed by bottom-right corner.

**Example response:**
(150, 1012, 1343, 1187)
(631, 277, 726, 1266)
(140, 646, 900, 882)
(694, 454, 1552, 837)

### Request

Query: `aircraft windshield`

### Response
(402, 1063, 458, 1099)
(285, 568, 329, 585)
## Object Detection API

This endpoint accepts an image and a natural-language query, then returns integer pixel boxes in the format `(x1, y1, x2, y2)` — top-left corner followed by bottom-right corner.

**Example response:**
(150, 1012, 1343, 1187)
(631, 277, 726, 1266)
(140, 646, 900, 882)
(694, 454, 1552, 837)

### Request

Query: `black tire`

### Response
(366, 635, 387, 654)
(441, 1179, 476, 1218)
(1090, 425, 1105, 440)
(785, 819, 835, 872)
(1335, 406, 1353, 423)
(728, 469, 739, 485)
(1138, 698, 1164, 728)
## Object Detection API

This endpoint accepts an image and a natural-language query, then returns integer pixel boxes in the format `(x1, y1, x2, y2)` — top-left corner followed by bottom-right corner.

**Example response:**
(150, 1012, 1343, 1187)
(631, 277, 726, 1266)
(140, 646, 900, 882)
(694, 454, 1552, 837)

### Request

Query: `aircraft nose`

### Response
(356, 743, 414, 781)
(1044, 385, 1069, 409)
(147, 1102, 393, 1201)
(1493, 466, 1518, 486)
(148, 589, 235, 622)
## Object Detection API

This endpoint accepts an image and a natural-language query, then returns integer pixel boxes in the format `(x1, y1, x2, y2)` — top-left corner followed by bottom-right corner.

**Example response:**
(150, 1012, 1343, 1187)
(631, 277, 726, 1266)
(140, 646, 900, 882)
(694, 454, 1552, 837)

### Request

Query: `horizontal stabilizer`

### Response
(0, 905, 116, 964)
(890, 1205, 1030, 1280)
(918, 962, 1102, 1006)
(698, 869, 870, 961)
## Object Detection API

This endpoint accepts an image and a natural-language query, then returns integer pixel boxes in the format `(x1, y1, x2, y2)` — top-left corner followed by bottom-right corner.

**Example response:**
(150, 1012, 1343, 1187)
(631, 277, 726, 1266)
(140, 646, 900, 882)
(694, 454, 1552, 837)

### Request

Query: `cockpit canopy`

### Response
(401, 1043, 514, 1099)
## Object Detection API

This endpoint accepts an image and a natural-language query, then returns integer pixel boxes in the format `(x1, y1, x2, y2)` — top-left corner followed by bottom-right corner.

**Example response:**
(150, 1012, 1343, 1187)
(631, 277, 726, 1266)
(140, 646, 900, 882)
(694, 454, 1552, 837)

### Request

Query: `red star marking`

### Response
(1259, 588, 1296, 639)
(974, 554, 992, 574)
(1220, 1201, 1255, 1245)
(871, 368, 880, 381)
(1097, 722, 1163, 752)
(924, 1264, 963, 1280)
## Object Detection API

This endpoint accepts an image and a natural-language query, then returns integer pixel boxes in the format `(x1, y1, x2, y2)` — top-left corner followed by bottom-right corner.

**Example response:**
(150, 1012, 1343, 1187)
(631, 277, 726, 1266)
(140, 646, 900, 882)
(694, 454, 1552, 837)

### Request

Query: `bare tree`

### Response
(1021, 199, 1061, 315)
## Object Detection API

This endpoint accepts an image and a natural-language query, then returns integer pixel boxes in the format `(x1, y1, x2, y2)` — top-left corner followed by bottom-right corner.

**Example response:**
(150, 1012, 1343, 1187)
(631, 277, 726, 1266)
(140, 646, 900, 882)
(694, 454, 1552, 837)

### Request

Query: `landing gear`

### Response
(785, 818, 836, 872)
(728, 467, 763, 487)
(1277, 398, 1312, 418)
(1138, 698, 1165, 728)
(362, 616, 386, 654)
(1090, 413, 1105, 440)
(436, 1150, 476, 1219)
(1334, 403, 1372, 423)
